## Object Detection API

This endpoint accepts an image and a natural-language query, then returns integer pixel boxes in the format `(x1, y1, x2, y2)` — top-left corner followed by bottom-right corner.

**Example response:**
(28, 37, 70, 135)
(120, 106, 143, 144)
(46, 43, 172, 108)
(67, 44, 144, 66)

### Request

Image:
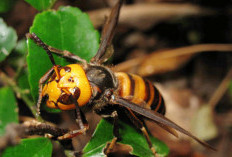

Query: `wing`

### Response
(90, 0, 123, 64)
(111, 96, 216, 151)
(154, 121, 179, 138)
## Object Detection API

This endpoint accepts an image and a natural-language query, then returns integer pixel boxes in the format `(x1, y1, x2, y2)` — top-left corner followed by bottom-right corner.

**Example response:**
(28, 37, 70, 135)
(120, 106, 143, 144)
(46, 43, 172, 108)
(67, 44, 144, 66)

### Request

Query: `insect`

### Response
(27, 0, 215, 156)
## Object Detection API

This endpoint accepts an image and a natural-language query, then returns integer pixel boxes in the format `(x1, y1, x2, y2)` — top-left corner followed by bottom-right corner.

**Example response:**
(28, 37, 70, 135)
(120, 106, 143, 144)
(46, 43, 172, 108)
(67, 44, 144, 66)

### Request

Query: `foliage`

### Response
(27, 6, 99, 101)
(0, 87, 18, 136)
(2, 137, 52, 157)
(83, 119, 169, 157)
(0, 0, 15, 13)
(0, 3, 170, 157)
(25, 0, 57, 11)
(0, 18, 17, 62)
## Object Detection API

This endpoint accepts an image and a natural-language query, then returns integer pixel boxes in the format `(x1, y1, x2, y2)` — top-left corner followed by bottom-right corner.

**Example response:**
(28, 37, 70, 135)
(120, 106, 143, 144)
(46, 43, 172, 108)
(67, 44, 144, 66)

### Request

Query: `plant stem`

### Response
(0, 72, 43, 121)
(208, 68, 232, 109)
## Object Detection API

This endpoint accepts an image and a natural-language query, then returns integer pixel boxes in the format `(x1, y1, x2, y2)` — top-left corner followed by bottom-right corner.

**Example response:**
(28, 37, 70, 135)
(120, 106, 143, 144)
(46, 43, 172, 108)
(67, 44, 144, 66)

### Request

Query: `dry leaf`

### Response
(88, 3, 214, 30)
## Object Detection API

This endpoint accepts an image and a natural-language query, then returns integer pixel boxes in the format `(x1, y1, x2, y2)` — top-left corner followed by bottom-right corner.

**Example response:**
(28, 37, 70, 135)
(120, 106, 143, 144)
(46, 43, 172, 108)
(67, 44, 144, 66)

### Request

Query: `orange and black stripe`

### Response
(115, 72, 165, 115)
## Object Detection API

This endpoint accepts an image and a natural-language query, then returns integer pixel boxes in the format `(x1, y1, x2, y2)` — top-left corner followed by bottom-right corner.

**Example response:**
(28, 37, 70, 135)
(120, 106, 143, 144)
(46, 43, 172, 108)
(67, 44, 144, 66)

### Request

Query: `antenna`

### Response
(26, 33, 56, 66)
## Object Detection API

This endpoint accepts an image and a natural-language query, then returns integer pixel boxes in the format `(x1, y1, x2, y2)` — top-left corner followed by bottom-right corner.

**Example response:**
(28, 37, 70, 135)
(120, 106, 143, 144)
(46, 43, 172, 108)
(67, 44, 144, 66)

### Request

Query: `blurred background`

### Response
(0, 0, 232, 156)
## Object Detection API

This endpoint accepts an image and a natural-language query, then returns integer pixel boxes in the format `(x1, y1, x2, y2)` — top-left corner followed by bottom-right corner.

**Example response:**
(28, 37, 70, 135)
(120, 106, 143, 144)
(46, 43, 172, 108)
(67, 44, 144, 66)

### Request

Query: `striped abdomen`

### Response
(115, 72, 165, 115)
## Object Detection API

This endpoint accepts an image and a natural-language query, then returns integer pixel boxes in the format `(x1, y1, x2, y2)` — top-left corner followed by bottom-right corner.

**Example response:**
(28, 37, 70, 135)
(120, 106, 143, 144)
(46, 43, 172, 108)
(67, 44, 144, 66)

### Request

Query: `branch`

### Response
(0, 72, 42, 121)
(208, 68, 232, 109)
(0, 121, 69, 155)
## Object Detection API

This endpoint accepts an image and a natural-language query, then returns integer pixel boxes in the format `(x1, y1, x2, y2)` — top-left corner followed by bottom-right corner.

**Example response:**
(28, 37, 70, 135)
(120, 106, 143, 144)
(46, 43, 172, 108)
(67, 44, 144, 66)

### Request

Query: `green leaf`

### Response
(17, 69, 32, 99)
(0, 18, 18, 62)
(8, 39, 27, 69)
(83, 119, 169, 157)
(25, 0, 57, 11)
(2, 137, 52, 157)
(0, 87, 18, 136)
(0, 0, 15, 13)
(18, 71, 29, 90)
(15, 39, 27, 55)
(27, 6, 99, 102)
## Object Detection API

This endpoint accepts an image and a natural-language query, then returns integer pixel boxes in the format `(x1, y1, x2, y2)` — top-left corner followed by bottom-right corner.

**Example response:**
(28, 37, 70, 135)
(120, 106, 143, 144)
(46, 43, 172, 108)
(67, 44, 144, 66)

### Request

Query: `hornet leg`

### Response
(125, 109, 157, 156)
(104, 111, 120, 155)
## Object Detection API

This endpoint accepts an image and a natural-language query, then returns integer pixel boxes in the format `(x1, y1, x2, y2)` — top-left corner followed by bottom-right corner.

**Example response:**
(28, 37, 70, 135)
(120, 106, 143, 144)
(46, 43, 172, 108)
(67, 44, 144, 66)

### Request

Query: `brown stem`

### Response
(208, 68, 232, 109)
(0, 72, 42, 121)
(0, 121, 70, 155)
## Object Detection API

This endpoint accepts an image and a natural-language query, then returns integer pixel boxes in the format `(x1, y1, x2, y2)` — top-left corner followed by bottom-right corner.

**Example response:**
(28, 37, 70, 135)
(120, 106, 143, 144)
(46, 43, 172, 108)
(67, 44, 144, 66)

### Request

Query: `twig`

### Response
(0, 121, 69, 155)
(208, 68, 232, 109)
(0, 72, 42, 121)
(0, 123, 25, 155)
(148, 44, 232, 59)
(23, 120, 69, 138)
